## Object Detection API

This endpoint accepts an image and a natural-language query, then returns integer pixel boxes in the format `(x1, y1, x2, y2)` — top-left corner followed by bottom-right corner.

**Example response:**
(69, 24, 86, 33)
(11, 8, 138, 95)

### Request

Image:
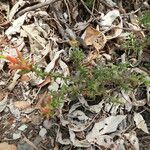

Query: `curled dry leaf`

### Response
(45, 49, 65, 73)
(14, 101, 31, 110)
(78, 94, 104, 113)
(134, 113, 149, 134)
(69, 129, 90, 147)
(57, 131, 71, 145)
(9, 0, 26, 21)
(105, 16, 123, 40)
(82, 26, 107, 51)
(5, 13, 27, 36)
(99, 9, 120, 30)
(59, 59, 70, 77)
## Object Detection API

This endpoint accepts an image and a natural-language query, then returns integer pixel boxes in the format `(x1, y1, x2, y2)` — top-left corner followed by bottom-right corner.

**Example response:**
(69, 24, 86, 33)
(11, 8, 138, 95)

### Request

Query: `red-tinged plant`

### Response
(1, 48, 32, 71)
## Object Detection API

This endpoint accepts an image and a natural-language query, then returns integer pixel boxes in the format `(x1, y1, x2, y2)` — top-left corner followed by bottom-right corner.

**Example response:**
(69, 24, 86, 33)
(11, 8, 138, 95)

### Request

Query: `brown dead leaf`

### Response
(20, 74, 30, 82)
(37, 76, 51, 88)
(36, 91, 52, 109)
(14, 101, 31, 110)
(83, 51, 99, 64)
(0, 142, 17, 150)
(82, 26, 106, 51)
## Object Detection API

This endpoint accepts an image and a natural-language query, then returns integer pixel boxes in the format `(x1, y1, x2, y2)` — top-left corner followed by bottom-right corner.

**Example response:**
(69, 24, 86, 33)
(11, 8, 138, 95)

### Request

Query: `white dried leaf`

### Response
(57, 132, 71, 145)
(100, 10, 120, 30)
(110, 104, 120, 115)
(131, 92, 146, 106)
(106, 16, 123, 40)
(134, 113, 149, 133)
(13, 132, 21, 140)
(45, 49, 64, 73)
(115, 138, 126, 150)
(74, 21, 90, 31)
(18, 124, 28, 131)
(8, 100, 21, 119)
(0, 94, 8, 112)
(48, 81, 59, 92)
(21, 24, 47, 49)
(59, 59, 70, 77)
(69, 129, 90, 147)
(39, 128, 47, 138)
(104, 102, 113, 112)
(68, 110, 89, 121)
(89, 101, 104, 113)
(8, 71, 21, 91)
(124, 131, 139, 150)
(87, 135, 116, 149)
(27, 72, 43, 86)
(9, 0, 26, 20)
(86, 115, 126, 140)
(5, 13, 27, 36)
(78, 94, 104, 113)
(69, 102, 81, 114)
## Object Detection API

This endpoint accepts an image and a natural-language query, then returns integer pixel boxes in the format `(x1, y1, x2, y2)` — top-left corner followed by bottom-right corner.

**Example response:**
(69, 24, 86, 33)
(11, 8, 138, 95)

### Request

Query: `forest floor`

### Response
(0, 0, 150, 150)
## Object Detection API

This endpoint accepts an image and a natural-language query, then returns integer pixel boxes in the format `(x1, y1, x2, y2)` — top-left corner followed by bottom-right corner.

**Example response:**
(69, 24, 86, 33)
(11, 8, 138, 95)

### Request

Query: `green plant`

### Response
(140, 11, 150, 29)
(3, 48, 149, 116)
(84, 0, 94, 8)
(123, 35, 143, 53)
(45, 49, 150, 116)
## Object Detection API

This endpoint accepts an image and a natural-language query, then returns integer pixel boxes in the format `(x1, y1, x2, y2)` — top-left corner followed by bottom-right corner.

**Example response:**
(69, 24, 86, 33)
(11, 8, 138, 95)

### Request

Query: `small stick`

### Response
(16, 0, 60, 17)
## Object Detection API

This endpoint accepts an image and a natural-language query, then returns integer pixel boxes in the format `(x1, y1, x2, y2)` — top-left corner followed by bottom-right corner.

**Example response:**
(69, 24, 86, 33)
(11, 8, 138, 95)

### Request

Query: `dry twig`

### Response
(16, 0, 61, 17)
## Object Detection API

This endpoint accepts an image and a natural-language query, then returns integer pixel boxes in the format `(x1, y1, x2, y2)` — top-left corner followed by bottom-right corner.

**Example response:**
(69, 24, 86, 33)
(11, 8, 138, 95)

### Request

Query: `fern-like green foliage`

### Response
(140, 11, 150, 29)
(48, 49, 150, 111)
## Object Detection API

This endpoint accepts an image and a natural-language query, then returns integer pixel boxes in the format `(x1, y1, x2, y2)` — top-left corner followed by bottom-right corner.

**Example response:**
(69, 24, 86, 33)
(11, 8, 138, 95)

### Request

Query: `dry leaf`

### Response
(134, 113, 149, 133)
(69, 129, 90, 147)
(82, 26, 106, 51)
(0, 142, 17, 150)
(0, 94, 8, 112)
(45, 49, 65, 73)
(37, 76, 51, 88)
(124, 131, 139, 150)
(86, 115, 126, 140)
(105, 16, 123, 40)
(14, 101, 31, 110)
(59, 59, 70, 77)
(99, 9, 120, 30)
(20, 74, 30, 82)
(9, 0, 26, 21)
(8, 71, 21, 91)
(5, 13, 27, 36)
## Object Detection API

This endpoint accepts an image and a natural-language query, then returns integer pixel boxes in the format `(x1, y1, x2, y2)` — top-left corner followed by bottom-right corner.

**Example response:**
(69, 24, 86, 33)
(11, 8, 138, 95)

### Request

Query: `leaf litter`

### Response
(0, 0, 149, 150)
